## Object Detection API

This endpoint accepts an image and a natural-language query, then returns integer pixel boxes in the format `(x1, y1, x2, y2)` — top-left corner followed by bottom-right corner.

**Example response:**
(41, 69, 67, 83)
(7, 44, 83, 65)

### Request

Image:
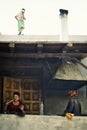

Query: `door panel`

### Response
(3, 77, 42, 114)
(21, 79, 41, 114)
(3, 77, 21, 101)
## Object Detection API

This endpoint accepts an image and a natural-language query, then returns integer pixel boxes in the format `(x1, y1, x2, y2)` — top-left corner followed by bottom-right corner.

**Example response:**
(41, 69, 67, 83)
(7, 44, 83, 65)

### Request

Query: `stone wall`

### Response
(44, 87, 87, 115)
(0, 114, 87, 130)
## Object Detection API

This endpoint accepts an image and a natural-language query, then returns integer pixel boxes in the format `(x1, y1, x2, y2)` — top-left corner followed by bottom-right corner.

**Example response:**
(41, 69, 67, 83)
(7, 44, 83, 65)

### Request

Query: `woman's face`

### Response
(69, 90, 78, 98)
(13, 94, 20, 102)
(21, 10, 25, 14)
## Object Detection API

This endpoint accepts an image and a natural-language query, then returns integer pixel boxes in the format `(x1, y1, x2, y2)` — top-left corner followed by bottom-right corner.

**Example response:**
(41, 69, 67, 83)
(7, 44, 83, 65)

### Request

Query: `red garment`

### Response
(7, 101, 24, 113)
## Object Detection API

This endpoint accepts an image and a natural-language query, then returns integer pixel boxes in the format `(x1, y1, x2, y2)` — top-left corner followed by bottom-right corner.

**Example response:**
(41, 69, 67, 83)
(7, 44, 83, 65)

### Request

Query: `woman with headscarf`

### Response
(64, 90, 81, 116)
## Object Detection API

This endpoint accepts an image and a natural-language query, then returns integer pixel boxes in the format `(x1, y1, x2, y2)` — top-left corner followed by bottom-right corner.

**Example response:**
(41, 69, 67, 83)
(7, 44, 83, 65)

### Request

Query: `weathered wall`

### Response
(0, 55, 87, 115)
(43, 59, 87, 115)
(44, 87, 87, 115)
(0, 114, 87, 130)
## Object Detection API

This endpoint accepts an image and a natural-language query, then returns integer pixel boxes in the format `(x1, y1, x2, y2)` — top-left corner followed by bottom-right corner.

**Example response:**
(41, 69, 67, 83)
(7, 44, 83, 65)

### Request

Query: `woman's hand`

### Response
(20, 104, 24, 111)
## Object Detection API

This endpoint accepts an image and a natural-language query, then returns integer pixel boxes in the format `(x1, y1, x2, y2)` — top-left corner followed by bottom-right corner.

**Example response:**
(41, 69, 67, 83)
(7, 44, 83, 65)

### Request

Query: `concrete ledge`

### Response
(0, 114, 87, 130)
(0, 35, 60, 42)
(0, 35, 87, 43)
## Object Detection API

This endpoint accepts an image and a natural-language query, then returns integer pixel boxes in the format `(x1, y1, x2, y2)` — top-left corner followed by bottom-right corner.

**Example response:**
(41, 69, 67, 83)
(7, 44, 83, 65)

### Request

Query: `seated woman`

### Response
(5, 92, 25, 116)
(64, 90, 81, 116)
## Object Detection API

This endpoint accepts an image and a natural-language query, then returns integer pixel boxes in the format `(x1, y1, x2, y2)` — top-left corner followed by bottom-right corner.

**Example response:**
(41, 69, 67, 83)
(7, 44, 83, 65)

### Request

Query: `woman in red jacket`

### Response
(5, 92, 25, 116)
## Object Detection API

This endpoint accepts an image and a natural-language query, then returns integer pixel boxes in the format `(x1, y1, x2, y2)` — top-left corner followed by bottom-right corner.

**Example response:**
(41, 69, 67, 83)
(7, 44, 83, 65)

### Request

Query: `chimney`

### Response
(59, 9, 69, 41)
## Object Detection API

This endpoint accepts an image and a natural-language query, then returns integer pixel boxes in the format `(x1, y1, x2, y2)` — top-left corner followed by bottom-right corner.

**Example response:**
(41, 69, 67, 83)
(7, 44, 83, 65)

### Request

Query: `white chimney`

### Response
(59, 9, 69, 41)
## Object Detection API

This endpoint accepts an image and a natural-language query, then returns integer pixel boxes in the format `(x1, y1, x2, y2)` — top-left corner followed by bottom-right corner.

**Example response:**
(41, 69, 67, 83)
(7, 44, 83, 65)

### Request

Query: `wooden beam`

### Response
(0, 52, 87, 59)
(0, 65, 42, 70)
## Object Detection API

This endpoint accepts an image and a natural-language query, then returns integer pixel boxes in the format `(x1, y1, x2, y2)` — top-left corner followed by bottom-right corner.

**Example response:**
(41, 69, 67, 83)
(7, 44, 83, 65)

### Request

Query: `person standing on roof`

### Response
(15, 8, 26, 35)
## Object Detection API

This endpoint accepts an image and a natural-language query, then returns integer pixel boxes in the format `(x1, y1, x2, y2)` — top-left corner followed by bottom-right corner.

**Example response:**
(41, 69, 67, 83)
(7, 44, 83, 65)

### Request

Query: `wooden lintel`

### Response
(0, 65, 42, 71)
(0, 53, 87, 59)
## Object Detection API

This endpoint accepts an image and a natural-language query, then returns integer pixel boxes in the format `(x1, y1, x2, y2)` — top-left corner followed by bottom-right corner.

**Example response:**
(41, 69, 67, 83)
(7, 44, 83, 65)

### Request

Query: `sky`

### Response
(0, 0, 87, 35)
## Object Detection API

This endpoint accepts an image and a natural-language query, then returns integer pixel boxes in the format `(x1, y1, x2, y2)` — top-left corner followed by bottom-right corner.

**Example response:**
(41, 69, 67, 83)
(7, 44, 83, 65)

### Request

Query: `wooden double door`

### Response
(3, 77, 42, 114)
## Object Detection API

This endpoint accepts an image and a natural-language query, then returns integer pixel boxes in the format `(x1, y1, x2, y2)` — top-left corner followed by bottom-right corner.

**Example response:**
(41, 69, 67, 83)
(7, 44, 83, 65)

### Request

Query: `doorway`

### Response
(3, 77, 42, 114)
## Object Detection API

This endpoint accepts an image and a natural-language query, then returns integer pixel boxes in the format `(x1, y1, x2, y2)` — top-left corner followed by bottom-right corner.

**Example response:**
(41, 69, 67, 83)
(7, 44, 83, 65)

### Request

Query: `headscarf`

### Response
(68, 90, 78, 97)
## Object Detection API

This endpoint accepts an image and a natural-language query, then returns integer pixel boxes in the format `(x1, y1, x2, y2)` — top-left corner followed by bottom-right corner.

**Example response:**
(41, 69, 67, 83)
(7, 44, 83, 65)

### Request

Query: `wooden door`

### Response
(21, 79, 41, 114)
(3, 77, 42, 114)
(3, 77, 21, 102)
